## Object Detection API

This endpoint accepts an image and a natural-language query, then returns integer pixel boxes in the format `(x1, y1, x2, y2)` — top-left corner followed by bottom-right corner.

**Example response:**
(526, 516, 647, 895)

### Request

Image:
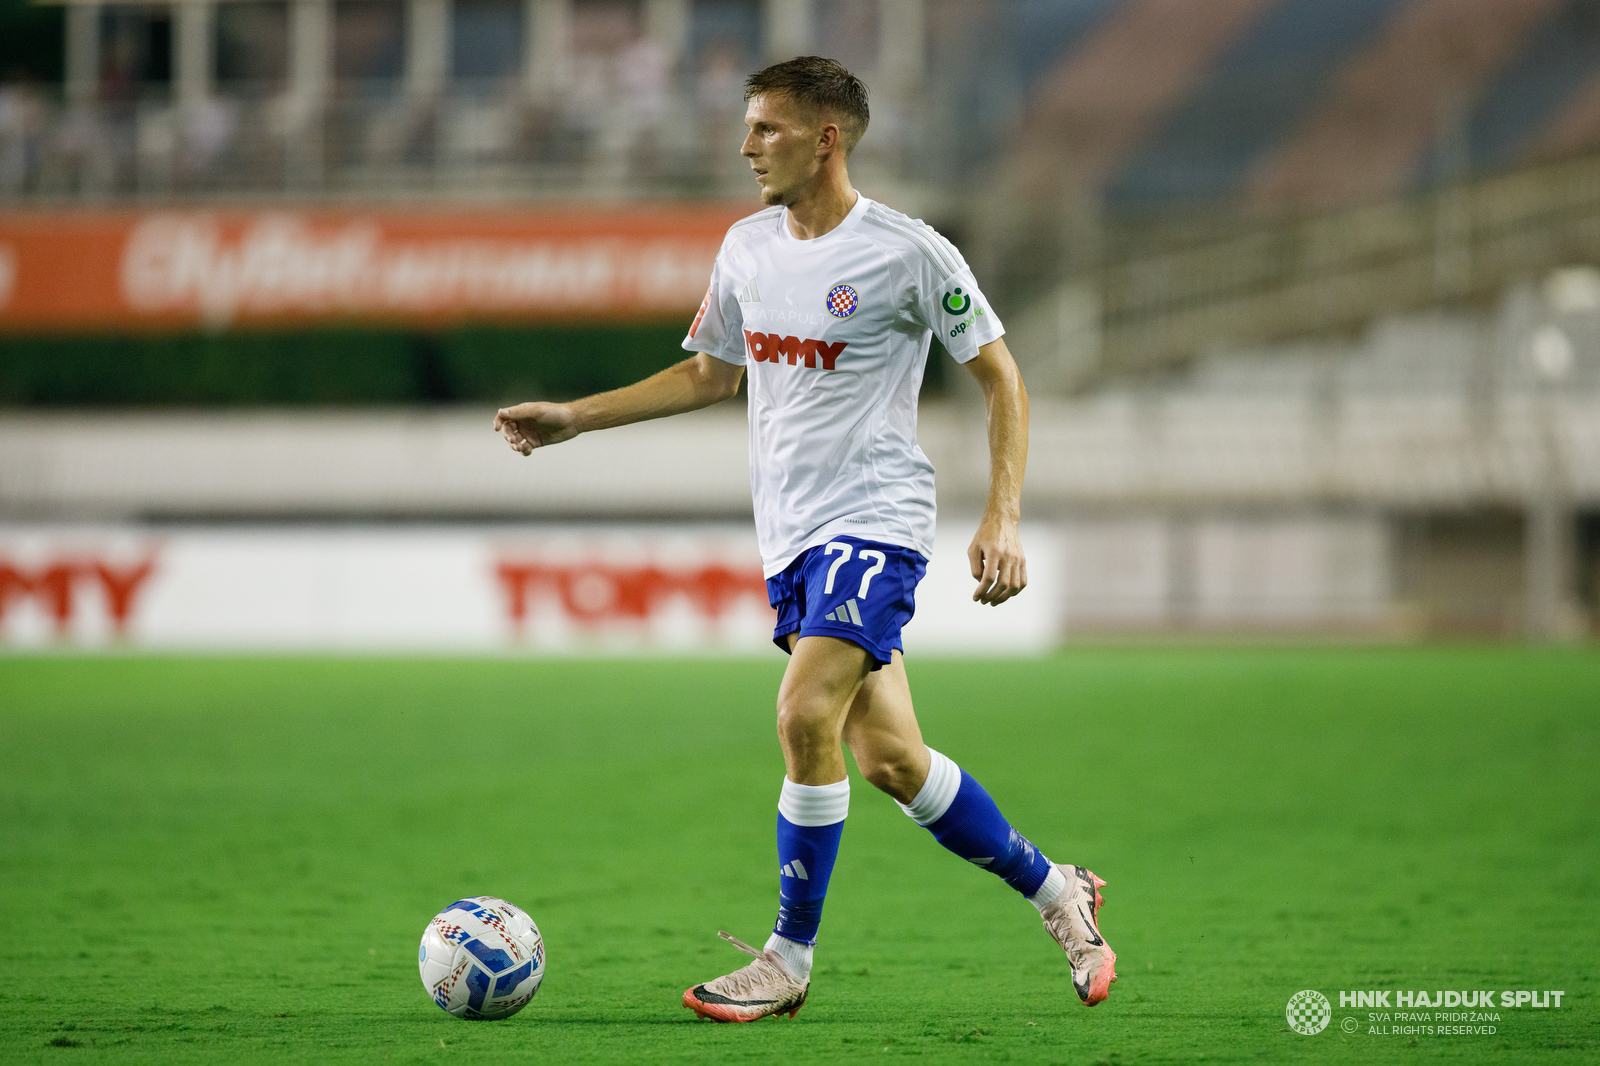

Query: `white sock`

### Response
(1028, 865, 1068, 912)
(765, 933, 814, 980)
(897, 748, 961, 826)
(778, 777, 850, 825)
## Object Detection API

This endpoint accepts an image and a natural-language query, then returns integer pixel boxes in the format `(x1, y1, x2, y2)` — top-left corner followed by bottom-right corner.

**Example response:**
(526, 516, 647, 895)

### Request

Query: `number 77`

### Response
(823, 542, 887, 598)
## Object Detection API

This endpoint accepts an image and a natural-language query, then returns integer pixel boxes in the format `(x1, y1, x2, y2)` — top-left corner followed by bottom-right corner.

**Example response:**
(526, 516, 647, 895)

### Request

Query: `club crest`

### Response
(827, 284, 859, 319)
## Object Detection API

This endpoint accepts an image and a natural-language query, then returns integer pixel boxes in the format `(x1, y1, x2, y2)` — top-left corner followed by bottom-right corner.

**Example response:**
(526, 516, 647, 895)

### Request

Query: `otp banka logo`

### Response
(743, 330, 848, 370)
(942, 287, 984, 339)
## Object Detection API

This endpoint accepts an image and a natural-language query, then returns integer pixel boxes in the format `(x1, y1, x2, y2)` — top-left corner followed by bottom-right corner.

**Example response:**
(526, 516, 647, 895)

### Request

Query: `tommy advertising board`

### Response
(0, 525, 1063, 654)
(0, 204, 750, 333)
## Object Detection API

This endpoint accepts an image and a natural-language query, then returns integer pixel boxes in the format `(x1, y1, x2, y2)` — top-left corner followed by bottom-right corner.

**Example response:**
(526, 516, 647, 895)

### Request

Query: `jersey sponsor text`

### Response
(744, 330, 848, 369)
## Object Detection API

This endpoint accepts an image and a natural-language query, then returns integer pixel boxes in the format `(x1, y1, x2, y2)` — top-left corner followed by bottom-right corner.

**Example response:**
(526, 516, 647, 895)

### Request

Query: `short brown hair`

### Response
(744, 56, 870, 156)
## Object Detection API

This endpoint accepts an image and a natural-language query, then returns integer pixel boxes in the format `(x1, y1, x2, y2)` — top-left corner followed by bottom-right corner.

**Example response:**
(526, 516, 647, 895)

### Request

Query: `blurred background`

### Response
(3, 0, 1599, 651)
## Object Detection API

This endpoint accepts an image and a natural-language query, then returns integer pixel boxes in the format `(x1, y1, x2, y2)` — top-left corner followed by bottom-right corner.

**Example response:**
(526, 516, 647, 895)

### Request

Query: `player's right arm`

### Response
(498, 232, 752, 455)
(494, 351, 744, 455)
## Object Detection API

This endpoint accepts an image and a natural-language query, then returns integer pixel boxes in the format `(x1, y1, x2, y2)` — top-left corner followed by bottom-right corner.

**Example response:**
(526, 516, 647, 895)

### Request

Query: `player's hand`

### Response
(494, 402, 578, 455)
(968, 516, 1027, 606)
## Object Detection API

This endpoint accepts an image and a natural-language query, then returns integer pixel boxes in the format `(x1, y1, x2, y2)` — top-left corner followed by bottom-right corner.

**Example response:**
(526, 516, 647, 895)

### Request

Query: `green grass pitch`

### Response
(1, 649, 1596, 1064)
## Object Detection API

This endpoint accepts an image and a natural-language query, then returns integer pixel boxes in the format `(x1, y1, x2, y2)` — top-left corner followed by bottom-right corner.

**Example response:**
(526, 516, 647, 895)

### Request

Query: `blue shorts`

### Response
(766, 536, 928, 670)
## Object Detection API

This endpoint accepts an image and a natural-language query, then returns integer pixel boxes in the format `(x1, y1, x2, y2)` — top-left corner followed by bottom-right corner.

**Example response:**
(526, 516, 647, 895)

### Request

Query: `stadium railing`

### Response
(1013, 150, 1600, 389)
(0, 77, 924, 203)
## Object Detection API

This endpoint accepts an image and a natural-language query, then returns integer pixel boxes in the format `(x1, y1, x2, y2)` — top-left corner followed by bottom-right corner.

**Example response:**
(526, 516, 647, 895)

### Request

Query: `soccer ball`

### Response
(418, 896, 545, 1020)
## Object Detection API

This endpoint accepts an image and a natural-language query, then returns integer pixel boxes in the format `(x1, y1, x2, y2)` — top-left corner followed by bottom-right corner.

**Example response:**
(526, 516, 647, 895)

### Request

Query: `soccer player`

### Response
(494, 56, 1115, 1020)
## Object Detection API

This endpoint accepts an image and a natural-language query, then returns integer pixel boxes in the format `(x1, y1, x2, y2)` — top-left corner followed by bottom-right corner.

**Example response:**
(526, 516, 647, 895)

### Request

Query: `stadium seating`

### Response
(1107, 0, 1406, 206)
(1246, 0, 1565, 209)
(9, 0, 1600, 209)
(1013, 0, 1281, 199)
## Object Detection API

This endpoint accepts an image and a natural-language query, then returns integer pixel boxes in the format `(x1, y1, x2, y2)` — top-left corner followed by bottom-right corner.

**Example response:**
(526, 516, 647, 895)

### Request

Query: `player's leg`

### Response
(837, 651, 926, 802)
(767, 633, 872, 970)
(841, 655, 1057, 898)
(841, 657, 1118, 1006)
(775, 632, 874, 785)
(683, 633, 870, 1022)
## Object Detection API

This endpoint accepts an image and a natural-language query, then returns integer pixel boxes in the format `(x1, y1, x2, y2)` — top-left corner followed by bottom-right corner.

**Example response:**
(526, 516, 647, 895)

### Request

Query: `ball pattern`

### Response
(419, 896, 544, 1020)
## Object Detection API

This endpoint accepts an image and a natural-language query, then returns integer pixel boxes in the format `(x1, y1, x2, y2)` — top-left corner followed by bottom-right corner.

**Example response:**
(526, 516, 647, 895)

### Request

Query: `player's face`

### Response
(742, 94, 826, 206)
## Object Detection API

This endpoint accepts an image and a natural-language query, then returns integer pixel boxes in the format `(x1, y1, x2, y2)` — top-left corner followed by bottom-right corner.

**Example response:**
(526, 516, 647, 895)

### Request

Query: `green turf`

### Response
(1, 650, 1595, 1064)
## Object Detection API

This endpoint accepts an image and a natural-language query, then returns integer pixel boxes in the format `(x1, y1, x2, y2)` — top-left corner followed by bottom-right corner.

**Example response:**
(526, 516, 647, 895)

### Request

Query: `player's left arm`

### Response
(963, 337, 1029, 606)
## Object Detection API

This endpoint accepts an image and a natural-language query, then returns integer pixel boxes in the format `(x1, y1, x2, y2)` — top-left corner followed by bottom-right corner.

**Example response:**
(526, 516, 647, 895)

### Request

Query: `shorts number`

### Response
(824, 542, 887, 599)
(856, 551, 886, 598)
(823, 542, 852, 593)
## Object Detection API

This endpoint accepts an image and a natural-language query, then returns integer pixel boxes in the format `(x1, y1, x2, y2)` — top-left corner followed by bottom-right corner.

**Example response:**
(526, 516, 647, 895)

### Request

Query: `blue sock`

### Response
(772, 778, 849, 946)
(899, 750, 1055, 900)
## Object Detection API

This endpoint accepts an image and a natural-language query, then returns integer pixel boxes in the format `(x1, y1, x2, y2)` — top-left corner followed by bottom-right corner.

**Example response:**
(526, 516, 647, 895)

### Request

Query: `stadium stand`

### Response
(7, 0, 1600, 210)
(1107, 0, 1405, 207)
(1006, 149, 1600, 387)
(1245, 0, 1564, 209)
(1010, 0, 1279, 200)
(1528, 29, 1600, 162)
(1417, 0, 1600, 183)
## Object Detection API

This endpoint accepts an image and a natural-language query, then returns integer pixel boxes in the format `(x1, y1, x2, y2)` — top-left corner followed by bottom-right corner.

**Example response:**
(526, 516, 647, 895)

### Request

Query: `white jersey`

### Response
(682, 193, 1005, 578)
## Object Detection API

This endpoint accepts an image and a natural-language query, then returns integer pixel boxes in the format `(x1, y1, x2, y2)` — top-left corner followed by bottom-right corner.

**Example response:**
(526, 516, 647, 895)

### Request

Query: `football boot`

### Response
(1038, 864, 1117, 1005)
(683, 931, 809, 1022)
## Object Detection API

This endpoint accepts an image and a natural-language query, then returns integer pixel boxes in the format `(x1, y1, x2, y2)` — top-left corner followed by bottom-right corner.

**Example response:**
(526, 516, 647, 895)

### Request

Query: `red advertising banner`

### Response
(0, 204, 750, 334)
(0, 525, 1063, 653)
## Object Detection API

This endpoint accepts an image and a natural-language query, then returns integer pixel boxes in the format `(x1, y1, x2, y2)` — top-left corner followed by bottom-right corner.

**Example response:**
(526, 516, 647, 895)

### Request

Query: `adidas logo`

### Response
(781, 859, 810, 880)
(824, 599, 863, 626)
(738, 277, 761, 303)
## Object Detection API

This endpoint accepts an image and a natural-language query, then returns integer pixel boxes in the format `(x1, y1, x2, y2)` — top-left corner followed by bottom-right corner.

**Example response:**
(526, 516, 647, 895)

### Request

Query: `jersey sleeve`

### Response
(905, 238, 1005, 364)
(681, 250, 745, 365)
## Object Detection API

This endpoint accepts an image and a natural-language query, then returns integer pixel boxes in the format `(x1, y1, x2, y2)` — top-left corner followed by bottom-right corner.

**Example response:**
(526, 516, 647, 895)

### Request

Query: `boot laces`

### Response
(705, 931, 790, 999)
(718, 930, 764, 958)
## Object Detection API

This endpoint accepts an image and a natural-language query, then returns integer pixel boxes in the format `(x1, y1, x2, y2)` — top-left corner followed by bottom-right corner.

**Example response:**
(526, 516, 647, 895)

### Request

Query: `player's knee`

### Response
(775, 692, 836, 749)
